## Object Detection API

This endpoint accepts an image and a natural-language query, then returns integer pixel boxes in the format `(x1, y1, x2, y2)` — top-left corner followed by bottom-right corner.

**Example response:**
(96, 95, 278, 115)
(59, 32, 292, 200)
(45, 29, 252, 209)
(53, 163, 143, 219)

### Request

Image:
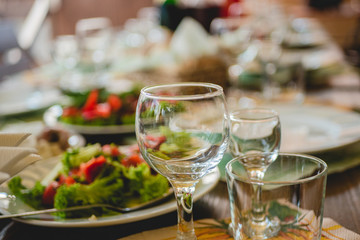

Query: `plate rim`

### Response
(272, 104, 360, 154)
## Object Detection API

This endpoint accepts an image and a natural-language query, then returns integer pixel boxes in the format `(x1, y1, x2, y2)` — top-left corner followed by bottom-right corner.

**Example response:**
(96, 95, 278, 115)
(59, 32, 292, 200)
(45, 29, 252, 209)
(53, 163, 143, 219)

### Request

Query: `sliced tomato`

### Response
(82, 109, 97, 120)
(69, 168, 81, 177)
(79, 155, 107, 183)
(121, 154, 144, 167)
(42, 181, 60, 206)
(83, 89, 99, 111)
(57, 174, 66, 185)
(62, 107, 78, 117)
(102, 144, 120, 156)
(145, 135, 166, 149)
(64, 176, 76, 186)
(95, 103, 112, 118)
(107, 94, 122, 111)
(57, 174, 76, 186)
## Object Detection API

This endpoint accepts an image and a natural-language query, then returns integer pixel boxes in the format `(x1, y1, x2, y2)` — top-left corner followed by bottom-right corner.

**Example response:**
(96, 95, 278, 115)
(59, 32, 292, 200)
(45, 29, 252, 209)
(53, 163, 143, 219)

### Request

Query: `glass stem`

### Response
(170, 181, 197, 240)
(248, 169, 266, 223)
(251, 185, 266, 222)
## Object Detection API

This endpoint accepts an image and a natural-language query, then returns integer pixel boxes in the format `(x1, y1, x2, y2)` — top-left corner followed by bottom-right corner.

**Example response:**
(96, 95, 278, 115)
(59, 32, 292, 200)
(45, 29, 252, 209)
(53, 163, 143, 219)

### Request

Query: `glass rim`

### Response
(230, 108, 279, 122)
(225, 152, 328, 185)
(140, 82, 224, 101)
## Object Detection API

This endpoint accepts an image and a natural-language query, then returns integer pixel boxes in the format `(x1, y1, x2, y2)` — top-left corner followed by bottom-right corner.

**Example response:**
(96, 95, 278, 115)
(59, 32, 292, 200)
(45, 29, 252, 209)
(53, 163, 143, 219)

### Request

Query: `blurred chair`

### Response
(0, 0, 54, 80)
(0, 21, 34, 80)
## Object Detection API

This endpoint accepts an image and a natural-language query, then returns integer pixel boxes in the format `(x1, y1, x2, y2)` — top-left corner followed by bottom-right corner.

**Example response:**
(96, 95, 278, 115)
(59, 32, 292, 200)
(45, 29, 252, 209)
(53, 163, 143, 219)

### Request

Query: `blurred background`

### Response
(2, 0, 360, 148)
(1, 0, 359, 65)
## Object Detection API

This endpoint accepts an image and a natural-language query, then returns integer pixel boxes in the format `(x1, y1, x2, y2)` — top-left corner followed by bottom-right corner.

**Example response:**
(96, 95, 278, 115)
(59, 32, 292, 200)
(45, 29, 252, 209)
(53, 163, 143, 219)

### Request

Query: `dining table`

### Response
(1, 87, 360, 240)
(1, 85, 360, 239)
(0, 156, 358, 240)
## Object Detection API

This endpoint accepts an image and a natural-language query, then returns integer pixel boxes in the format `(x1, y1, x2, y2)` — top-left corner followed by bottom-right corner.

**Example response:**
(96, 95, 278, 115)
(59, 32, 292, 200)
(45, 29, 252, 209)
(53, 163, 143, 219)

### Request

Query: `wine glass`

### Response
(135, 82, 230, 240)
(75, 17, 113, 71)
(229, 108, 281, 239)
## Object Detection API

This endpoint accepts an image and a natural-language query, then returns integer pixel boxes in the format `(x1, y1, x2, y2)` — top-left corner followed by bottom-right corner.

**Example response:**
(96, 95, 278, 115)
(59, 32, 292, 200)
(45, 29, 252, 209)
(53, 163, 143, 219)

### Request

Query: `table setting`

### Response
(1, 1, 360, 239)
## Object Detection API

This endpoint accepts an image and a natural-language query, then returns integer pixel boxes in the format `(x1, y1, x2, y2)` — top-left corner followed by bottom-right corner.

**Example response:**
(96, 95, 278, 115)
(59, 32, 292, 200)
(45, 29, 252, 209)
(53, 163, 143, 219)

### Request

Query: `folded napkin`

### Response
(120, 217, 360, 240)
(0, 133, 41, 183)
(0, 133, 31, 147)
(169, 17, 218, 63)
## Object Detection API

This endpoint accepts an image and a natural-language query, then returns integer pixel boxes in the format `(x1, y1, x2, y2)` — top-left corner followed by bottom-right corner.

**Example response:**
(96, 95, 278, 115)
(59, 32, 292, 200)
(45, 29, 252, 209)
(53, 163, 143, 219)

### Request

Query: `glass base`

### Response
(177, 229, 197, 240)
(243, 216, 281, 239)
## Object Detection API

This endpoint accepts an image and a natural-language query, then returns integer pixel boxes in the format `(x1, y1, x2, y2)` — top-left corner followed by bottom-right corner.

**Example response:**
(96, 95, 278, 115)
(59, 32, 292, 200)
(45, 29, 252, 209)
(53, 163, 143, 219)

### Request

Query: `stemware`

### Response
(229, 108, 281, 239)
(75, 17, 113, 71)
(135, 82, 230, 240)
(52, 35, 79, 71)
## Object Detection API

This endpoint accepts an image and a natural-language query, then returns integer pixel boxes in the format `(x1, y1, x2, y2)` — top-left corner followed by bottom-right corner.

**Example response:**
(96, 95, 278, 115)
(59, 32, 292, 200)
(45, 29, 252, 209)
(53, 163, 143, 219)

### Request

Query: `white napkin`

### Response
(0, 132, 31, 147)
(0, 147, 41, 182)
(169, 17, 218, 63)
(0, 133, 42, 183)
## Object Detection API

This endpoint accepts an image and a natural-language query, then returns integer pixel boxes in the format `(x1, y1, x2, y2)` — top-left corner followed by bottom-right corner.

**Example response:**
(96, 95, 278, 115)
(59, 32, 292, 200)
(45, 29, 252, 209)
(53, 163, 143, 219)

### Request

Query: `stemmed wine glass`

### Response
(135, 82, 230, 240)
(229, 108, 281, 239)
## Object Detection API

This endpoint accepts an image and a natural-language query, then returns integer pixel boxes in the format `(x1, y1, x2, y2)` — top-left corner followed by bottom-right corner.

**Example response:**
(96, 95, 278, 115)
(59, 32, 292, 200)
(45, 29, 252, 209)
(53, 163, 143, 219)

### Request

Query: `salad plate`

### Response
(270, 104, 360, 154)
(43, 105, 135, 135)
(0, 156, 219, 227)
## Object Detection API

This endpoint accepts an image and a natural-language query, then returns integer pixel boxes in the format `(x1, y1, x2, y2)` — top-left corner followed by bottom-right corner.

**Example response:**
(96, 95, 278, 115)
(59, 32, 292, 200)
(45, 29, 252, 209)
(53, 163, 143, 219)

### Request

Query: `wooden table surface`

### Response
(0, 162, 359, 240)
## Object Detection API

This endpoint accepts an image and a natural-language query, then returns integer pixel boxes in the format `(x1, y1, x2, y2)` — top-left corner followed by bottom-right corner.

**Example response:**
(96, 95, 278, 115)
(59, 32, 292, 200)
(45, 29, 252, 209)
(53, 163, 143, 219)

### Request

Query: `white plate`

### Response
(43, 105, 135, 135)
(271, 104, 360, 153)
(0, 157, 219, 228)
(0, 78, 62, 117)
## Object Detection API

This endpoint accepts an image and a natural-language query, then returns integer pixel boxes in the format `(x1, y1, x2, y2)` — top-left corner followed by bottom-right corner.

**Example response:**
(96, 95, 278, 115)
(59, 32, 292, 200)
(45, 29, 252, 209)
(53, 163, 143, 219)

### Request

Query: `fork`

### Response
(0, 204, 128, 219)
(0, 189, 173, 219)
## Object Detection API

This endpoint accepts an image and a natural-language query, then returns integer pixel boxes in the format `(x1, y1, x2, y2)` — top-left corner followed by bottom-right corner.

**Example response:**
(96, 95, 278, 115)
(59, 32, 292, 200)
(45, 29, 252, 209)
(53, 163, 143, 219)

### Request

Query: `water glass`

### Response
(52, 35, 79, 70)
(229, 108, 281, 179)
(75, 17, 113, 68)
(226, 153, 327, 240)
(262, 61, 305, 105)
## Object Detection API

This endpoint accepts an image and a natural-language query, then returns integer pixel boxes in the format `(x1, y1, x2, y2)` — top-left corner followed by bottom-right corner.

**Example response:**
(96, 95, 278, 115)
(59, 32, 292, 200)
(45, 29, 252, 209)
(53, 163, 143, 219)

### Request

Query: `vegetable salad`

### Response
(8, 144, 169, 219)
(60, 87, 140, 126)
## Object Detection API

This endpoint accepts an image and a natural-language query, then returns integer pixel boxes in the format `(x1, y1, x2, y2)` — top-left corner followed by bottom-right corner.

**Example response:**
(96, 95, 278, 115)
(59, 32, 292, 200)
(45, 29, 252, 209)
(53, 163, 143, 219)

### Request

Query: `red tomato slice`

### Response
(145, 135, 166, 149)
(121, 154, 144, 167)
(64, 176, 76, 186)
(58, 174, 76, 186)
(82, 109, 97, 120)
(83, 89, 99, 111)
(62, 107, 78, 117)
(102, 144, 120, 156)
(95, 103, 112, 118)
(58, 174, 66, 185)
(42, 181, 60, 206)
(107, 94, 122, 111)
(80, 155, 107, 183)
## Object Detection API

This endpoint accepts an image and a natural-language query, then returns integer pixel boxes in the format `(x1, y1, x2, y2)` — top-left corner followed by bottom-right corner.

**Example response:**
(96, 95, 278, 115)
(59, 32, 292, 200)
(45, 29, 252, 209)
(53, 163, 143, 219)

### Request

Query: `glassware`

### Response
(229, 108, 281, 238)
(75, 17, 113, 70)
(226, 153, 328, 240)
(52, 35, 79, 71)
(135, 82, 230, 240)
(229, 108, 281, 176)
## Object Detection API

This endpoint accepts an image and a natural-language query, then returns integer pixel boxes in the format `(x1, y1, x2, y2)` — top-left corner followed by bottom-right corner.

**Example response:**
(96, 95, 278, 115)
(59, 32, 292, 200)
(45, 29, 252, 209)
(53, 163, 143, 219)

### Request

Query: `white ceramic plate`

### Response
(43, 105, 135, 135)
(0, 78, 62, 117)
(0, 157, 219, 228)
(271, 104, 360, 153)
